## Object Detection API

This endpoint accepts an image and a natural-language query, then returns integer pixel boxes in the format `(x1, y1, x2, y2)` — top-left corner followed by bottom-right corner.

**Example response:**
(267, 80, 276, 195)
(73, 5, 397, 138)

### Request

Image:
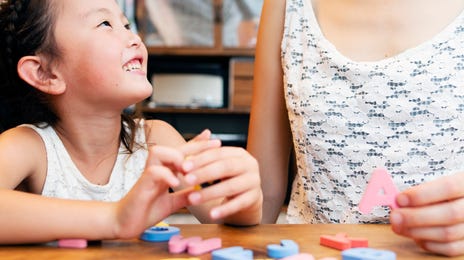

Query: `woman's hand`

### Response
(390, 172, 464, 256)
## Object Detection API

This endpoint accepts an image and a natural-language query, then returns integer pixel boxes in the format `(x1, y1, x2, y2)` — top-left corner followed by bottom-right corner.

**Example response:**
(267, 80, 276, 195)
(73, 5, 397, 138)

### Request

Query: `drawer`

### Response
(229, 58, 254, 110)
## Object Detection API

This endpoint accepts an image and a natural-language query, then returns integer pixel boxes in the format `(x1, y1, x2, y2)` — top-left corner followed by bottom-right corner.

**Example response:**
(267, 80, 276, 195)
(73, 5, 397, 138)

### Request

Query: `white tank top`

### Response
(282, 0, 464, 223)
(23, 121, 148, 201)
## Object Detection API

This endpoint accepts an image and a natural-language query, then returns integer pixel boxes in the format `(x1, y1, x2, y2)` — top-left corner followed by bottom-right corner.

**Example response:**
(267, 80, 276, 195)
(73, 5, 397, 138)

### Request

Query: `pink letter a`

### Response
(359, 168, 399, 214)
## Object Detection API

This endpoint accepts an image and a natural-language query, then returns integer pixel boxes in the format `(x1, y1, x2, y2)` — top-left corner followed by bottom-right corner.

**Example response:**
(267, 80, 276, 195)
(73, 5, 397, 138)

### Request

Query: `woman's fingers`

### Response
(404, 223, 464, 242)
(397, 173, 464, 207)
(417, 238, 464, 257)
(392, 197, 464, 228)
(390, 173, 464, 256)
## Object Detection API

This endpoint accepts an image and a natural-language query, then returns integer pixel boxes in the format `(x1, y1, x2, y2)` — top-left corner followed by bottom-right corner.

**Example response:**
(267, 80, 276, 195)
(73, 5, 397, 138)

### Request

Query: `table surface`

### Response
(0, 224, 461, 259)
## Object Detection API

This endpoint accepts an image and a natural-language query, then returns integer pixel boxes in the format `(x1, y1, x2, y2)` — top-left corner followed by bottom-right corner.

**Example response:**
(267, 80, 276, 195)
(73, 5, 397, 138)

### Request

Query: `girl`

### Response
(0, 0, 262, 244)
(248, 0, 464, 256)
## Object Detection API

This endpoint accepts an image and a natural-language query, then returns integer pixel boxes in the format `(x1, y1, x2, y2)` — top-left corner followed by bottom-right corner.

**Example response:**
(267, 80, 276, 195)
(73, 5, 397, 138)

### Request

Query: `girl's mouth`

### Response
(123, 59, 142, 72)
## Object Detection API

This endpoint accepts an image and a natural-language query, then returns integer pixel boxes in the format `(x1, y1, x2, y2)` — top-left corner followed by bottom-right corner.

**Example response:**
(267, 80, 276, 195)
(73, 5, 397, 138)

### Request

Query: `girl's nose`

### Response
(127, 30, 143, 48)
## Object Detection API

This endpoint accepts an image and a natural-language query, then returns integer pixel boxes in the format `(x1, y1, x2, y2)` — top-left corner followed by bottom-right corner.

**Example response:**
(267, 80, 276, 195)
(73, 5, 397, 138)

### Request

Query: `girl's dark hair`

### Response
(0, 0, 139, 152)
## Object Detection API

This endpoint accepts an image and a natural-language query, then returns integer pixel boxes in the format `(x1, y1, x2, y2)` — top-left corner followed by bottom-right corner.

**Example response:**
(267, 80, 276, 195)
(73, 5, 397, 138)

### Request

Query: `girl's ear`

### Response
(17, 55, 66, 95)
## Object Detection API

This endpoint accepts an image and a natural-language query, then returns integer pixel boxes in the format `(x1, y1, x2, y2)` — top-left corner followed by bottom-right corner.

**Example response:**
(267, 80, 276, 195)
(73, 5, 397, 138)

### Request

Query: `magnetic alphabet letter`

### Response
(140, 226, 180, 242)
(168, 235, 202, 254)
(212, 246, 253, 260)
(320, 233, 368, 250)
(168, 235, 221, 255)
(57, 239, 88, 249)
(359, 168, 399, 214)
(267, 239, 299, 258)
(187, 237, 222, 256)
(342, 247, 396, 260)
(281, 253, 316, 260)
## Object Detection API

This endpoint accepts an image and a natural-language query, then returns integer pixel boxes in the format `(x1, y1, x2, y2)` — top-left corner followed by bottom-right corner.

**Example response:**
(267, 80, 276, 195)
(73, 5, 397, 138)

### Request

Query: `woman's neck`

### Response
(314, 0, 464, 61)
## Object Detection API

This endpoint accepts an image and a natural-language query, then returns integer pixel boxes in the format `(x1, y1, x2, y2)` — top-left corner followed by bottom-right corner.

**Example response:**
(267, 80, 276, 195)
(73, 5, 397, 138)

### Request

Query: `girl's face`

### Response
(51, 0, 152, 111)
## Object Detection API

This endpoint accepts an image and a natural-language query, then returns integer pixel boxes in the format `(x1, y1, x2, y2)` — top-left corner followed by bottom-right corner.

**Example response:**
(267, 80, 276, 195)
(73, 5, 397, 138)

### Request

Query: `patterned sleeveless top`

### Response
(282, 0, 464, 223)
(22, 121, 148, 201)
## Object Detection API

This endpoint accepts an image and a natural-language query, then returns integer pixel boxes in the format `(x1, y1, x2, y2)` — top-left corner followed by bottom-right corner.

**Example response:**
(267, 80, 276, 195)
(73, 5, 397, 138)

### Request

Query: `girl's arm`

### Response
(247, 0, 292, 224)
(0, 190, 116, 244)
(0, 128, 116, 243)
(0, 125, 189, 243)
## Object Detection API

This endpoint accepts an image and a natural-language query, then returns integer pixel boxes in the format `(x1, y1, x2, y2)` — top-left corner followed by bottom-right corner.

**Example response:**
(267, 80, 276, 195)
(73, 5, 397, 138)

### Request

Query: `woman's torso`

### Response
(282, 0, 464, 223)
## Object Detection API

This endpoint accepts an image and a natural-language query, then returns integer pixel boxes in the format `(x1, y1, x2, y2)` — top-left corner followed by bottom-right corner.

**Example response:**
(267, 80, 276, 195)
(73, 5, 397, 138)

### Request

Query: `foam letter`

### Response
(57, 239, 88, 248)
(359, 168, 399, 214)
(212, 246, 253, 260)
(168, 235, 202, 254)
(342, 248, 396, 260)
(140, 226, 180, 242)
(187, 237, 222, 256)
(267, 239, 299, 258)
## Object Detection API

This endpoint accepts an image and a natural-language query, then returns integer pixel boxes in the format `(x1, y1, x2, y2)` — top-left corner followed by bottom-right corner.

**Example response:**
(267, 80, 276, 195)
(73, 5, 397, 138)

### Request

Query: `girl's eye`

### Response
(124, 23, 131, 30)
(99, 21, 112, 27)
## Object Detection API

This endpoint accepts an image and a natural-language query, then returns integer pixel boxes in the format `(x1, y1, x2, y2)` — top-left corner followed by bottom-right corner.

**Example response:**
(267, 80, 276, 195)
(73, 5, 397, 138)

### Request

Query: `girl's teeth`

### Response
(124, 61, 141, 72)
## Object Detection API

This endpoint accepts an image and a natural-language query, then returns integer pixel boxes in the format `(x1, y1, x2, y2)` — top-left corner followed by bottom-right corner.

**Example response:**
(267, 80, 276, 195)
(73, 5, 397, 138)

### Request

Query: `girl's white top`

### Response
(282, 0, 464, 223)
(23, 121, 148, 201)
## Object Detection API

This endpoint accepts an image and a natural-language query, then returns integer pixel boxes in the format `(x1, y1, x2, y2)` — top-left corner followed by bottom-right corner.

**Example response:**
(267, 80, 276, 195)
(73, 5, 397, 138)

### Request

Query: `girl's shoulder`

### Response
(143, 119, 186, 147)
(0, 125, 46, 158)
(0, 125, 47, 191)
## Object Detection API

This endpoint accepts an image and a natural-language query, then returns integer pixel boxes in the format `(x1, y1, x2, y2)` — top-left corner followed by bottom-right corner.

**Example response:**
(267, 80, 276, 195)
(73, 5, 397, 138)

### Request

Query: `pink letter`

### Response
(359, 168, 399, 214)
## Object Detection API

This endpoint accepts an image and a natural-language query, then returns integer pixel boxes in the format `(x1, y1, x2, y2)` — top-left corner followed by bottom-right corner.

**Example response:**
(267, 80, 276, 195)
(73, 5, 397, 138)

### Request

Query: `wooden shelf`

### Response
(139, 106, 250, 115)
(147, 47, 255, 57)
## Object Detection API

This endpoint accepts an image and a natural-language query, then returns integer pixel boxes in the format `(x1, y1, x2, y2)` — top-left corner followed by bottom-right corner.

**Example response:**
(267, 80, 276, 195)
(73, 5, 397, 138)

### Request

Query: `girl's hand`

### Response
(112, 132, 220, 239)
(390, 172, 464, 256)
(180, 144, 262, 225)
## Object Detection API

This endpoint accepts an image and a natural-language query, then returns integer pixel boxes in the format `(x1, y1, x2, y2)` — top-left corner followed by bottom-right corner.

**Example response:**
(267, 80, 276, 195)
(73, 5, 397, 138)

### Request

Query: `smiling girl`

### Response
(0, 0, 262, 244)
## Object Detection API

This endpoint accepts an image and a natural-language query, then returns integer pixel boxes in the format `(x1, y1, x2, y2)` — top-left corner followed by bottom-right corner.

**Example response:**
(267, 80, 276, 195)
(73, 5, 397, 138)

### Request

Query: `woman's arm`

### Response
(247, 0, 292, 224)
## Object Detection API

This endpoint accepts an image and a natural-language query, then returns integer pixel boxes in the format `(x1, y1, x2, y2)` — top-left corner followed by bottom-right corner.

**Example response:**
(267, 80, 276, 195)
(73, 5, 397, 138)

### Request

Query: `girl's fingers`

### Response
(188, 169, 256, 204)
(185, 153, 260, 220)
(182, 147, 257, 184)
(178, 139, 222, 168)
(189, 129, 212, 142)
(209, 191, 258, 220)
(167, 188, 195, 213)
(143, 164, 180, 188)
(145, 145, 184, 171)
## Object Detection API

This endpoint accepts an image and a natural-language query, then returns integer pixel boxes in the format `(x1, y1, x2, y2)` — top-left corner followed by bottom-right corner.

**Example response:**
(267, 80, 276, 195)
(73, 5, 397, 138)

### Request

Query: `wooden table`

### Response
(0, 224, 461, 259)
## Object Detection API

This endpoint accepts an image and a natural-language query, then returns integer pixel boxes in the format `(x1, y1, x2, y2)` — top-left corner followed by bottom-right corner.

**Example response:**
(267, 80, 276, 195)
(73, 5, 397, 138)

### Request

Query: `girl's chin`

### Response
(130, 88, 153, 104)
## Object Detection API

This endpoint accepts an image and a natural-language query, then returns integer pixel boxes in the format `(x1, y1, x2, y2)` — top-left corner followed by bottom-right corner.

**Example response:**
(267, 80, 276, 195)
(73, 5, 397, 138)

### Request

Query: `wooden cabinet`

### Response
(135, 0, 261, 146)
(138, 55, 254, 147)
(229, 58, 254, 111)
